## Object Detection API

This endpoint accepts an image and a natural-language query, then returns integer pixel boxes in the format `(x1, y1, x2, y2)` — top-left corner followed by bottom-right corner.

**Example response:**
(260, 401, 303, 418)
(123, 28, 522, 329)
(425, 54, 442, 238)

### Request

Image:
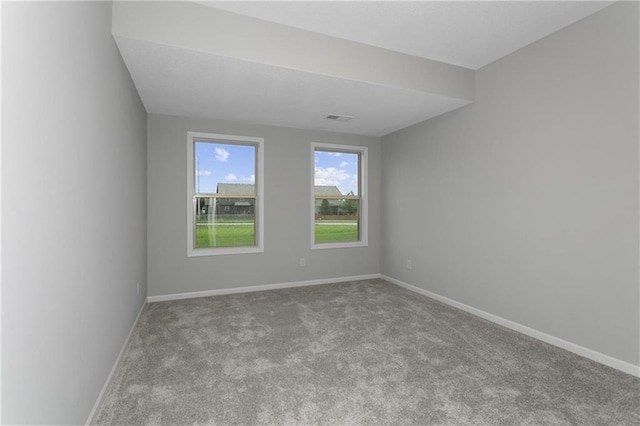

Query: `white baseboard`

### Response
(381, 274, 640, 378)
(147, 274, 383, 303)
(85, 301, 147, 425)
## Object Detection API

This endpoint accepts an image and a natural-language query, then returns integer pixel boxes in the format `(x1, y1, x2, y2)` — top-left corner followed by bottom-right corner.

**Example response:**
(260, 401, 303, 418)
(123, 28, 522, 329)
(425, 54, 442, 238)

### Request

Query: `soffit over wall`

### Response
(113, 1, 613, 137)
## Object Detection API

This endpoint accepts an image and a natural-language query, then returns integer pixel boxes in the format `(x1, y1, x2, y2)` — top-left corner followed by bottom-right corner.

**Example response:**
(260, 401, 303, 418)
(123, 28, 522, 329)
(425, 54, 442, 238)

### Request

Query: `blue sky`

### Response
(195, 142, 359, 195)
(314, 151, 359, 195)
(195, 142, 255, 193)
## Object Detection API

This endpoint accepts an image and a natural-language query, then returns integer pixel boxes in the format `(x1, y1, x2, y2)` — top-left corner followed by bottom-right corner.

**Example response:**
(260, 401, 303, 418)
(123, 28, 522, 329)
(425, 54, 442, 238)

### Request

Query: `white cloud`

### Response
(196, 170, 211, 176)
(339, 161, 349, 167)
(314, 167, 351, 189)
(215, 147, 230, 162)
(328, 152, 343, 157)
(349, 177, 358, 191)
(224, 173, 237, 181)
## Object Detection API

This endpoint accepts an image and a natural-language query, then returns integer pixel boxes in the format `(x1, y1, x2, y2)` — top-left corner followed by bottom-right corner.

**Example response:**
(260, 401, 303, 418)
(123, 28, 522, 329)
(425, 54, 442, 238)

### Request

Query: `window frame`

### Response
(311, 142, 368, 250)
(187, 131, 264, 257)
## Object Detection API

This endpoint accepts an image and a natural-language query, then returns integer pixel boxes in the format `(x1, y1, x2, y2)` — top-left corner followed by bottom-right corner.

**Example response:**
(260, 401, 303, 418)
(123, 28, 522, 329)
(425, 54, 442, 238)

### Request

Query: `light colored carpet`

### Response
(94, 279, 639, 425)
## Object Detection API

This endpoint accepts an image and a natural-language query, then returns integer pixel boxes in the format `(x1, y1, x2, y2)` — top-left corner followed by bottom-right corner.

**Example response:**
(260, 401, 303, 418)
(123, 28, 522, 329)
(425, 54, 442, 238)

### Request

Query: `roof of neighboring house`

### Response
(314, 185, 342, 196)
(216, 183, 255, 194)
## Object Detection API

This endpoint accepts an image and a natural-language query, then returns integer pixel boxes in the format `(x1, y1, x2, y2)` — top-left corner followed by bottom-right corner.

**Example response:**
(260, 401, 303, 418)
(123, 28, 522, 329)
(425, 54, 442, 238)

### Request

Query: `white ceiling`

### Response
(114, 1, 614, 136)
(204, 1, 614, 70)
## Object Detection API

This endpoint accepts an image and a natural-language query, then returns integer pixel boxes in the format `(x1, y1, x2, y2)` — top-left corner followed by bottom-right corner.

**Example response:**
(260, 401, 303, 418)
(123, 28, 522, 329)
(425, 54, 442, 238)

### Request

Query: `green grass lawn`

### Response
(195, 220, 358, 248)
(314, 222, 358, 243)
(196, 222, 255, 248)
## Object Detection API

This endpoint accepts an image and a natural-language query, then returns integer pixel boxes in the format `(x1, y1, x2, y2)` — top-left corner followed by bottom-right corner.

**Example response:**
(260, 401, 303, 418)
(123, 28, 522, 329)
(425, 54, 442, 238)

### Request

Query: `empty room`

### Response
(2, 0, 639, 424)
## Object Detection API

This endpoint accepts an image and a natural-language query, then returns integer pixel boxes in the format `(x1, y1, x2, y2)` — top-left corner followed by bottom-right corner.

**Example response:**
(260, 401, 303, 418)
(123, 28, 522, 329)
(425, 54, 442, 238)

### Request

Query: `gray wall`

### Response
(147, 115, 381, 297)
(381, 1, 639, 367)
(2, 2, 147, 424)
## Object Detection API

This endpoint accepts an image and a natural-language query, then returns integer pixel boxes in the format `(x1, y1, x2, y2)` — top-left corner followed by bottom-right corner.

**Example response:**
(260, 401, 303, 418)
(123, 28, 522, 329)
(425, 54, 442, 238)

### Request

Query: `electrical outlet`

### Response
(406, 260, 413, 270)
(136, 281, 140, 295)
(300, 258, 306, 267)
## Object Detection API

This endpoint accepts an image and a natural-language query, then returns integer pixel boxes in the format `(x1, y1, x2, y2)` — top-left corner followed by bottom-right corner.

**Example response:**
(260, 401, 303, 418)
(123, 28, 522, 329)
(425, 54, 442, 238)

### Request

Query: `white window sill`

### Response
(312, 241, 368, 250)
(187, 246, 264, 257)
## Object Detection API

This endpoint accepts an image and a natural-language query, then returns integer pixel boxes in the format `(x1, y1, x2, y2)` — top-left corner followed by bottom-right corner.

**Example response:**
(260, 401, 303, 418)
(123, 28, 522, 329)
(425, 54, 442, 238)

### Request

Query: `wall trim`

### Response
(147, 274, 383, 303)
(85, 302, 147, 425)
(381, 274, 640, 378)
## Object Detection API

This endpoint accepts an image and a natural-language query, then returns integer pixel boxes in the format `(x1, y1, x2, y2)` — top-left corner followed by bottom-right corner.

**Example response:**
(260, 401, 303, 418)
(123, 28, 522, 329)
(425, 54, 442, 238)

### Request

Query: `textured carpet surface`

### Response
(94, 279, 639, 425)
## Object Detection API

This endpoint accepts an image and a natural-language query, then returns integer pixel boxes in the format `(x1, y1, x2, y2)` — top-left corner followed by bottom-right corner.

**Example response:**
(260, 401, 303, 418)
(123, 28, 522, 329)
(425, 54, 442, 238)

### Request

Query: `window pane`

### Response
(194, 141, 256, 194)
(314, 151, 359, 195)
(196, 196, 255, 248)
(194, 140, 257, 249)
(314, 149, 360, 244)
(315, 199, 359, 243)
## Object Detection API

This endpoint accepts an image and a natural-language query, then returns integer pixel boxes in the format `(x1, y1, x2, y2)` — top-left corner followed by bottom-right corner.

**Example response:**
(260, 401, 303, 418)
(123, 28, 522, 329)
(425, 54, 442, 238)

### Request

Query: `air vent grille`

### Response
(324, 114, 354, 122)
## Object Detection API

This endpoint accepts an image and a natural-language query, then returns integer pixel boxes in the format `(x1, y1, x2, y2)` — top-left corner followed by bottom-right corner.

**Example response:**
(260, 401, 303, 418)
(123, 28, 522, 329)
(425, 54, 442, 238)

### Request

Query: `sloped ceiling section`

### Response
(204, 1, 614, 70)
(111, 1, 475, 136)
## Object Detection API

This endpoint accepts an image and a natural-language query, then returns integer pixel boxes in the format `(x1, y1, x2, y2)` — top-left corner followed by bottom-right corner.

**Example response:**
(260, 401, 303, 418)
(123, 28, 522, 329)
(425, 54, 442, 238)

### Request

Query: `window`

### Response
(311, 143, 368, 249)
(187, 132, 264, 256)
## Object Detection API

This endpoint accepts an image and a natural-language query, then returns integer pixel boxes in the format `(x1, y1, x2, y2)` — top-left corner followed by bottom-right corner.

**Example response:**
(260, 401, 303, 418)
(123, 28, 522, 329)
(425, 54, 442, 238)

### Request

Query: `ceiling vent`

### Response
(324, 114, 354, 122)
